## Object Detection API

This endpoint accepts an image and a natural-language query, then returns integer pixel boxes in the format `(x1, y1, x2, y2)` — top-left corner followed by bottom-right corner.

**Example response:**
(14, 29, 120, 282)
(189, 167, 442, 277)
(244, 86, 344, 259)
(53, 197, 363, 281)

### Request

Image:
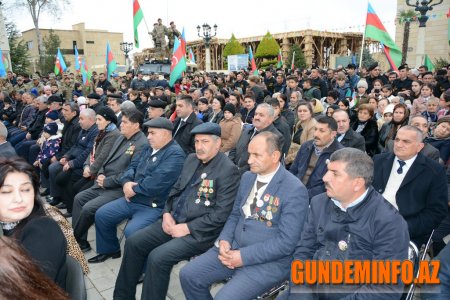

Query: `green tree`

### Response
(361, 47, 376, 69)
(222, 34, 245, 69)
(399, 10, 417, 65)
(10, 0, 70, 70)
(6, 21, 30, 74)
(433, 57, 449, 70)
(41, 29, 70, 75)
(255, 32, 280, 66)
(288, 44, 306, 69)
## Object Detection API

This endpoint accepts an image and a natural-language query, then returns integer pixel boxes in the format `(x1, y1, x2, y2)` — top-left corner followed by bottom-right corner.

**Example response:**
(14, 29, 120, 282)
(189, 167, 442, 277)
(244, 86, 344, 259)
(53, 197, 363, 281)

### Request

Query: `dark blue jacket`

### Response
(290, 139, 343, 199)
(288, 187, 409, 299)
(120, 139, 186, 208)
(65, 124, 99, 169)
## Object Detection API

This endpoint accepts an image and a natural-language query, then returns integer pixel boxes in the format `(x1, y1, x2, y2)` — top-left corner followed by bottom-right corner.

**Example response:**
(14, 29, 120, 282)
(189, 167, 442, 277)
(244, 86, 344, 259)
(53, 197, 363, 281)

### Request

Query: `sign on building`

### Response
(227, 54, 249, 71)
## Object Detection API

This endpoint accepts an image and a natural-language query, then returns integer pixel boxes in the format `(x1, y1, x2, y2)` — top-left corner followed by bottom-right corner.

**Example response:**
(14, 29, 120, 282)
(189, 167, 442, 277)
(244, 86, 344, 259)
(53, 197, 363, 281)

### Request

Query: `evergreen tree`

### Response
(41, 29, 70, 75)
(6, 21, 30, 75)
(288, 44, 306, 69)
(223, 34, 245, 69)
(361, 47, 376, 69)
(255, 31, 279, 66)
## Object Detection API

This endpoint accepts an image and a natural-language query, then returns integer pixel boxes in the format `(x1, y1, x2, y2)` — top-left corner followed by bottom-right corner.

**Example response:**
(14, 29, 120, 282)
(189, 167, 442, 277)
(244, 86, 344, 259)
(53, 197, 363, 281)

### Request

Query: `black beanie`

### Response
(97, 106, 118, 124)
(223, 103, 236, 116)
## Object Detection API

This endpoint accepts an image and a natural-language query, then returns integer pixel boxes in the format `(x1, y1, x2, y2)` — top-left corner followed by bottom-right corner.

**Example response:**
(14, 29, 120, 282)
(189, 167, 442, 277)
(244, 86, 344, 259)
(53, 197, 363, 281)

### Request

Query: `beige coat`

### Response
(219, 117, 242, 153)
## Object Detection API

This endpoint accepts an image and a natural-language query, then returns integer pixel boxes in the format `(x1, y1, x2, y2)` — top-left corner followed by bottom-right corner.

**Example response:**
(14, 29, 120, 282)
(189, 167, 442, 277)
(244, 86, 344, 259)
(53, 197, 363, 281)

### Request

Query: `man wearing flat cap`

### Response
(72, 109, 148, 252)
(147, 99, 167, 120)
(87, 92, 104, 114)
(365, 62, 387, 92)
(88, 117, 186, 263)
(114, 122, 240, 300)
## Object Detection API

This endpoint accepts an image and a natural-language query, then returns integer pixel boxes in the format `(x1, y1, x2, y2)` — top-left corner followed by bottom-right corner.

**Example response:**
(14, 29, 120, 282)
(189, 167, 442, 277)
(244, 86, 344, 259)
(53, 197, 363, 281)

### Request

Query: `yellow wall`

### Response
(21, 23, 125, 74)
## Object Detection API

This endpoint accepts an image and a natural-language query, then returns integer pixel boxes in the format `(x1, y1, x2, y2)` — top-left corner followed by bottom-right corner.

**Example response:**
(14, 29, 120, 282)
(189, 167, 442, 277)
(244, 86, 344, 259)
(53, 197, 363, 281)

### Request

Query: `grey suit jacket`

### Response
(83, 128, 121, 175)
(96, 131, 149, 189)
(0, 141, 17, 158)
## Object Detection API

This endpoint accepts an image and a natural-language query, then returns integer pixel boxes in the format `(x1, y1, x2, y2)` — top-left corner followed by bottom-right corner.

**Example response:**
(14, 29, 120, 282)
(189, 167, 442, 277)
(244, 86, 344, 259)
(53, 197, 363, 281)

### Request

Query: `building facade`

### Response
(21, 23, 125, 74)
(395, 0, 449, 67)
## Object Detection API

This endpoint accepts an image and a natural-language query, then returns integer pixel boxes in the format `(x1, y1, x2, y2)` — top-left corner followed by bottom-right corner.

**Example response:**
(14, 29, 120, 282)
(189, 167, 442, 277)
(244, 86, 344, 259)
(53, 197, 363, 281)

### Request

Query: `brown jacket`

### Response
(219, 117, 242, 153)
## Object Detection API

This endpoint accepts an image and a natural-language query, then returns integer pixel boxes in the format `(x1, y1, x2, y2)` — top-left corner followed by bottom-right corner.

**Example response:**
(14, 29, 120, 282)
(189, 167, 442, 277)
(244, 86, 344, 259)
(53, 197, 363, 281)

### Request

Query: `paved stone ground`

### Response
(66, 217, 213, 300)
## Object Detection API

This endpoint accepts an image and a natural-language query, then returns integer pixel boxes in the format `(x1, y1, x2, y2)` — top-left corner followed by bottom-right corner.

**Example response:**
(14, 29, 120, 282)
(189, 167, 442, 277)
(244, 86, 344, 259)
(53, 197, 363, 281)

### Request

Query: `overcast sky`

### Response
(7, 0, 397, 54)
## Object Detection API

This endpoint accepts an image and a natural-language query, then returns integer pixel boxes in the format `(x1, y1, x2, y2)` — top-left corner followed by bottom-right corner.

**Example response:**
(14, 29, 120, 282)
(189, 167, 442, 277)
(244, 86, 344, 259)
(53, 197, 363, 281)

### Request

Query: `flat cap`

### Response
(368, 62, 379, 71)
(47, 95, 63, 104)
(148, 99, 167, 109)
(87, 93, 101, 100)
(190, 122, 221, 137)
(143, 117, 174, 131)
(97, 106, 118, 124)
(398, 64, 409, 71)
(107, 93, 122, 99)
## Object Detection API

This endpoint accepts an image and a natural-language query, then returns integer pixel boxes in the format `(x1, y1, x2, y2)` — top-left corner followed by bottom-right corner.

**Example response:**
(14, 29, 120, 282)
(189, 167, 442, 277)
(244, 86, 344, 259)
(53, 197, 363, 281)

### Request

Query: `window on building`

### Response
(27, 41, 33, 50)
(86, 41, 95, 44)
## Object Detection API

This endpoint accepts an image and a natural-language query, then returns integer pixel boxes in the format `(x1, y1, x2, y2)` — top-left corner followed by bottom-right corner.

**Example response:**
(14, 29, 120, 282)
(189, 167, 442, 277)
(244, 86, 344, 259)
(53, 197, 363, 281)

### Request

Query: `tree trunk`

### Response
(401, 22, 410, 65)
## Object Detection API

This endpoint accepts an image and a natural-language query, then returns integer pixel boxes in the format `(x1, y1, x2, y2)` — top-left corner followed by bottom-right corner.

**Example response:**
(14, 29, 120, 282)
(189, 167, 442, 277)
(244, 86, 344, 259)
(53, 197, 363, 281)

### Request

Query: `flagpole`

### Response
(359, 0, 369, 69)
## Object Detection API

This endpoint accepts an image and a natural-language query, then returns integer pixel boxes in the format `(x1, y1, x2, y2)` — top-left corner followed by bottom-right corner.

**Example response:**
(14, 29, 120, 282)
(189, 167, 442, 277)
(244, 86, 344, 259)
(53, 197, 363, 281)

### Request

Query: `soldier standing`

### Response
(151, 18, 169, 59)
(167, 21, 181, 53)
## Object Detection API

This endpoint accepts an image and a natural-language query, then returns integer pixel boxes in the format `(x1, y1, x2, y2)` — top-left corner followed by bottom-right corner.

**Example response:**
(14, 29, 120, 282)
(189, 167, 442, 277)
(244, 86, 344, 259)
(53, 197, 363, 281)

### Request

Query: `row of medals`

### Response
(255, 195, 280, 227)
(195, 180, 213, 207)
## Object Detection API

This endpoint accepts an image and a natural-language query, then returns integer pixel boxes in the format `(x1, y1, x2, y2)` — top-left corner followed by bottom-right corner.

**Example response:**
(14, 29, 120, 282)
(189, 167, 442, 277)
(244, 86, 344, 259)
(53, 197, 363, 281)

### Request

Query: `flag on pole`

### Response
(106, 42, 117, 80)
(133, 0, 144, 48)
(424, 54, 435, 71)
(189, 48, 196, 64)
(277, 48, 282, 68)
(291, 51, 296, 70)
(180, 27, 187, 55)
(2, 51, 9, 72)
(54, 48, 67, 76)
(169, 36, 187, 86)
(248, 46, 258, 75)
(74, 46, 81, 72)
(365, 2, 402, 71)
(0, 49, 6, 78)
(81, 58, 92, 86)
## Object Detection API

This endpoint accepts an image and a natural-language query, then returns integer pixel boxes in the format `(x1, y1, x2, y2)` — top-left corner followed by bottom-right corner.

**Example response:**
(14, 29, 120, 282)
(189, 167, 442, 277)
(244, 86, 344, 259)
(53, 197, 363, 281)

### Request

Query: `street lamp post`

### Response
(197, 23, 218, 72)
(406, 0, 443, 67)
(120, 42, 134, 70)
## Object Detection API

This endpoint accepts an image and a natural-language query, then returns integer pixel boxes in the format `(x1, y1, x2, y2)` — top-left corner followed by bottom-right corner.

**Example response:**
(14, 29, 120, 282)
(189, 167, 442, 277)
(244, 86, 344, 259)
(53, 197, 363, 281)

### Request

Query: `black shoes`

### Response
(48, 197, 62, 206)
(88, 251, 121, 264)
(78, 241, 92, 253)
(40, 189, 49, 196)
(56, 202, 67, 209)
(62, 211, 72, 218)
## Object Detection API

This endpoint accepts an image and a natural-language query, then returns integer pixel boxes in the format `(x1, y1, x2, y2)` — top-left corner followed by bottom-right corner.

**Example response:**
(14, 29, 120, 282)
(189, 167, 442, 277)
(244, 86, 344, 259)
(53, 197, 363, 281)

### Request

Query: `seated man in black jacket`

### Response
(113, 122, 240, 300)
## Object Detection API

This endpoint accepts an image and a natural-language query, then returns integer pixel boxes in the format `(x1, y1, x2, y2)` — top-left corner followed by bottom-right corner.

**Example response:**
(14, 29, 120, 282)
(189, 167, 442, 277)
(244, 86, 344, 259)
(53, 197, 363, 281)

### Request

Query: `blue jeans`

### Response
(94, 198, 162, 254)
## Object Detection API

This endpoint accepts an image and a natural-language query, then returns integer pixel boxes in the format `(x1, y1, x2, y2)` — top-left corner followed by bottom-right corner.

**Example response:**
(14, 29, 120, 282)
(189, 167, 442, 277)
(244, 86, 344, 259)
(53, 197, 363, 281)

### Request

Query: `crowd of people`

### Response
(0, 60, 449, 300)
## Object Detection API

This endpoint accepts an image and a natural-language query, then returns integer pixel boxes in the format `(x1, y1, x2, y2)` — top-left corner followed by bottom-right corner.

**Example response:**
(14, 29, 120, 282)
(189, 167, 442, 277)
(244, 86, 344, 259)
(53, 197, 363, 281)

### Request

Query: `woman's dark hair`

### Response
(0, 236, 69, 300)
(219, 88, 229, 99)
(296, 100, 314, 116)
(0, 158, 45, 237)
(337, 99, 350, 108)
(214, 95, 226, 110)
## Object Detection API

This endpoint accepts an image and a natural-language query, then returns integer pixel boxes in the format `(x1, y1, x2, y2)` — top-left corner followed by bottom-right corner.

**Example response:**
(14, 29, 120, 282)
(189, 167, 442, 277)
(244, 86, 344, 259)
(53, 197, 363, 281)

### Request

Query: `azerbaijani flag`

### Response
(291, 51, 296, 70)
(74, 46, 81, 72)
(180, 27, 187, 57)
(81, 58, 92, 86)
(2, 51, 9, 72)
(365, 2, 401, 71)
(54, 48, 67, 76)
(133, 0, 144, 48)
(424, 54, 435, 71)
(248, 45, 258, 75)
(277, 48, 282, 68)
(189, 48, 196, 64)
(0, 49, 6, 77)
(106, 42, 117, 80)
(169, 36, 187, 87)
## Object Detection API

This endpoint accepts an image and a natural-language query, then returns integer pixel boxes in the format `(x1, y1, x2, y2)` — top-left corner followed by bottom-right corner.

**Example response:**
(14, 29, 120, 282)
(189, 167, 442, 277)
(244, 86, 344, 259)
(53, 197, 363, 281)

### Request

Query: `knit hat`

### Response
(223, 103, 236, 115)
(45, 110, 59, 121)
(384, 104, 395, 115)
(97, 106, 118, 124)
(43, 122, 58, 135)
(77, 96, 87, 105)
(356, 80, 368, 89)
